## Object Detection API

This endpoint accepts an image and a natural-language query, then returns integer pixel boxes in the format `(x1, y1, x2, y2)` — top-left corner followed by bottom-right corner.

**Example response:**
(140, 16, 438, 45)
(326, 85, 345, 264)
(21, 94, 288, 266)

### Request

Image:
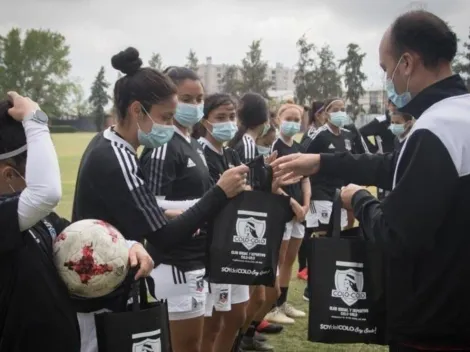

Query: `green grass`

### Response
(52, 132, 386, 352)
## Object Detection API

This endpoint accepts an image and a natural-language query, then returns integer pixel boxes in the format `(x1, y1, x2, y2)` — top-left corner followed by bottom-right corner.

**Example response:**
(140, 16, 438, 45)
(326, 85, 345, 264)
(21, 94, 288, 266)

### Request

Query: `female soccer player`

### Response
(267, 103, 310, 324)
(193, 93, 250, 352)
(0, 93, 81, 352)
(389, 111, 414, 152)
(300, 101, 325, 146)
(256, 123, 277, 157)
(228, 93, 281, 352)
(72, 48, 248, 352)
(139, 65, 215, 351)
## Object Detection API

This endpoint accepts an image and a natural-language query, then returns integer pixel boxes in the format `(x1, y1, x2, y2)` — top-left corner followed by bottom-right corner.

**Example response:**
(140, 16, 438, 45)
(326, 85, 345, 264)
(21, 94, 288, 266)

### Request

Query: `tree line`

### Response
(1, 27, 469, 131)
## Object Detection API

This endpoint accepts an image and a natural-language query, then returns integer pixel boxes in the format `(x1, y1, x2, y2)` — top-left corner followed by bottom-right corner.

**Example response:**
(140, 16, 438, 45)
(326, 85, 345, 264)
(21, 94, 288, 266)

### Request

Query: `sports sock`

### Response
(277, 286, 288, 307)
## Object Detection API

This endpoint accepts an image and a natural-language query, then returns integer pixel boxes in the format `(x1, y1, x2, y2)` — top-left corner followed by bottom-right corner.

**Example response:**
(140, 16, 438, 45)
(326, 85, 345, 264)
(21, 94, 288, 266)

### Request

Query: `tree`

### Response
(455, 28, 470, 91)
(239, 40, 272, 98)
(186, 49, 199, 72)
(148, 52, 163, 71)
(221, 65, 241, 96)
(0, 28, 73, 116)
(313, 44, 342, 101)
(294, 35, 317, 106)
(67, 82, 91, 117)
(88, 66, 110, 132)
(339, 43, 367, 120)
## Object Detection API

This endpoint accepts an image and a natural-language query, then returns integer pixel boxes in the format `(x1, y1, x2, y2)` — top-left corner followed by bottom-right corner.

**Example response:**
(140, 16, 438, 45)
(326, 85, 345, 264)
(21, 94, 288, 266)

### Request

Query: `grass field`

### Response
(51, 133, 386, 352)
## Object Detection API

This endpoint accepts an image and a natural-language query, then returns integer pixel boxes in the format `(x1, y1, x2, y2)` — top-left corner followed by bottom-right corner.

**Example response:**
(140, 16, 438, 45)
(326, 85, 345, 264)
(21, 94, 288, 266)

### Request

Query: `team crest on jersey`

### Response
(344, 139, 352, 151)
(234, 212, 267, 251)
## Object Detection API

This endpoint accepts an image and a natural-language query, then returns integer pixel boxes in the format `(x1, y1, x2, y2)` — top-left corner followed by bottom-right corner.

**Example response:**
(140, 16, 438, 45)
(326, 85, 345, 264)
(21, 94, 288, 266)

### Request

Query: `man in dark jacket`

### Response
(272, 10, 470, 352)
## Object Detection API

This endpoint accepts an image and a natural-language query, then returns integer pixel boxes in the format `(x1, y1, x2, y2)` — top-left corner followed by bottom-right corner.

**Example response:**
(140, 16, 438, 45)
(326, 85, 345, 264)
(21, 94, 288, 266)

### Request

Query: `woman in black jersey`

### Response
(255, 123, 277, 157)
(300, 100, 326, 146)
(193, 94, 250, 352)
(389, 111, 414, 153)
(72, 48, 248, 352)
(139, 66, 217, 351)
(0, 94, 81, 352)
(228, 93, 282, 352)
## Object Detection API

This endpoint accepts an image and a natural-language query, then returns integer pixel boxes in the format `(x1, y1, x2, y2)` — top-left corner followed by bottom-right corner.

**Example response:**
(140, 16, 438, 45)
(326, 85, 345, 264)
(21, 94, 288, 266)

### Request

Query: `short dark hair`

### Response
(0, 100, 27, 170)
(191, 93, 236, 139)
(111, 47, 177, 120)
(163, 66, 200, 86)
(390, 10, 457, 68)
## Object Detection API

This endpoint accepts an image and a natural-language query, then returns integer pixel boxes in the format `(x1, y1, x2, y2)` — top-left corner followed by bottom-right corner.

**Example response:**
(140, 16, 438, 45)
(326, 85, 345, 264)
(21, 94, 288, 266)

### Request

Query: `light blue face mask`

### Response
(280, 121, 301, 137)
(389, 123, 406, 137)
(175, 102, 204, 127)
(138, 106, 175, 148)
(257, 145, 271, 156)
(386, 56, 412, 108)
(329, 111, 349, 128)
(210, 121, 237, 142)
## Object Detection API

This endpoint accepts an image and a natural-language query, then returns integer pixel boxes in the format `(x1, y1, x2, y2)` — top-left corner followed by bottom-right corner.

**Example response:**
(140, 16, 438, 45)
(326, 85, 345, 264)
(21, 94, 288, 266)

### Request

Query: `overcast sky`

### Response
(2, 0, 469, 96)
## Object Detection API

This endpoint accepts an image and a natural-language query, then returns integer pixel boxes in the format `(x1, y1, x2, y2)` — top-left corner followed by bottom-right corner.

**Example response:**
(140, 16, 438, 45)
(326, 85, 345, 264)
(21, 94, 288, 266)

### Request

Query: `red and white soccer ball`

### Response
(53, 219, 129, 298)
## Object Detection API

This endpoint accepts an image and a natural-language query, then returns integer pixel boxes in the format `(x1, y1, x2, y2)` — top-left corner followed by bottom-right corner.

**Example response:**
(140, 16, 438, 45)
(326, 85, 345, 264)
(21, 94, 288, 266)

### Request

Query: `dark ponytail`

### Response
(308, 100, 325, 126)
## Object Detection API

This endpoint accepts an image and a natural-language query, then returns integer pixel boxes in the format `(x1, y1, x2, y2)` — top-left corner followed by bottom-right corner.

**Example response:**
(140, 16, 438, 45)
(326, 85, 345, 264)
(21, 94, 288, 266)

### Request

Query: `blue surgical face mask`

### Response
(280, 121, 301, 137)
(329, 111, 349, 128)
(389, 123, 406, 137)
(386, 56, 412, 108)
(138, 106, 175, 148)
(209, 121, 237, 142)
(257, 145, 271, 156)
(175, 102, 204, 127)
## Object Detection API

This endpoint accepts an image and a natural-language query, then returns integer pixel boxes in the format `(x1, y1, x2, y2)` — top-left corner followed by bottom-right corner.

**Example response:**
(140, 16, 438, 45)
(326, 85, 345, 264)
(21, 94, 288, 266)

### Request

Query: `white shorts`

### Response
(149, 264, 207, 321)
(204, 284, 250, 317)
(283, 220, 305, 240)
(77, 309, 110, 352)
(306, 200, 348, 229)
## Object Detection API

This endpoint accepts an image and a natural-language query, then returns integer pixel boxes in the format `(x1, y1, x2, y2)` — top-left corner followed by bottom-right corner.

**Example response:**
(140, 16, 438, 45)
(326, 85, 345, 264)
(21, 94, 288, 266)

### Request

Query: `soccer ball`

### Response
(53, 219, 130, 298)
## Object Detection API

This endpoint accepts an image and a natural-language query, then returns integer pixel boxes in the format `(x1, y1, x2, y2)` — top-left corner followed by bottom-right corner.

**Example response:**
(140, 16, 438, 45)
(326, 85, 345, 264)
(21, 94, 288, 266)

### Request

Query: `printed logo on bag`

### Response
(132, 330, 162, 352)
(331, 261, 367, 306)
(234, 210, 267, 251)
(344, 139, 351, 151)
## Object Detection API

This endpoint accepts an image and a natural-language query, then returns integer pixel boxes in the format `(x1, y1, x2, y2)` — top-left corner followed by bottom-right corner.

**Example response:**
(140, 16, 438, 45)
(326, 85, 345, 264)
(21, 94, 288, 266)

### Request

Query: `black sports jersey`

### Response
(300, 125, 317, 147)
(272, 138, 304, 204)
(233, 134, 259, 187)
(0, 196, 80, 352)
(199, 137, 241, 183)
(72, 128, 167, 244)
(359, 114, 395, 153)
(140, 131, 213, 271)
(304, 125, 357, 200)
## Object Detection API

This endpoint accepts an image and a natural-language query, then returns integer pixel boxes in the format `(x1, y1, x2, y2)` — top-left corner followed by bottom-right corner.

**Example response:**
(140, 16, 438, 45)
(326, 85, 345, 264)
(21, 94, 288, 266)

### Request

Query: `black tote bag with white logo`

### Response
(308, 190, 386, 345)
(94, 276, 172, 352)
(208, 162, 292, 287)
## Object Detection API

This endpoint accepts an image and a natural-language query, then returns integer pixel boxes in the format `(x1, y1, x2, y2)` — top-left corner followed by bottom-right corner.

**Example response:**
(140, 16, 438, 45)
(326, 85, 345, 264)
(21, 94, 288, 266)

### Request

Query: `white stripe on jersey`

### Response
(303, 125, 328, 150)
(110, 141, 165, 231)
(148, 144, 168, 196)
(242, 135, 256, 162)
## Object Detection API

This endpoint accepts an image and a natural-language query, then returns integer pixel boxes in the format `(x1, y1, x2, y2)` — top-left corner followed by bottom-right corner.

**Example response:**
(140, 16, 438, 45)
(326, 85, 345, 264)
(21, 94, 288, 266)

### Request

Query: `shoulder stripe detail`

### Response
(242, 135, 256, 162)
(303, 125, 327, 149)
(149, 144, 168, 195)
(111, 142, 166, 231)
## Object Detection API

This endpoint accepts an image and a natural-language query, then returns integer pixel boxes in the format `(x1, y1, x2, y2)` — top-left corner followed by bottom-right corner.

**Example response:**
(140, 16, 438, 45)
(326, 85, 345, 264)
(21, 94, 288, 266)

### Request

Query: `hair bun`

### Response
(285, 98, 295, 104)
(111, 47, 143, 75)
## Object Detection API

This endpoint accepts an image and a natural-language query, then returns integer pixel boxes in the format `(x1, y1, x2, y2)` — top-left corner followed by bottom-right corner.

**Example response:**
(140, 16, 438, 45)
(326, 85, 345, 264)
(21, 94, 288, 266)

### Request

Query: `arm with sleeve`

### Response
(18, 120, 62, 231)
(140, 143, 177, 197)
(351, 129, 459, 252)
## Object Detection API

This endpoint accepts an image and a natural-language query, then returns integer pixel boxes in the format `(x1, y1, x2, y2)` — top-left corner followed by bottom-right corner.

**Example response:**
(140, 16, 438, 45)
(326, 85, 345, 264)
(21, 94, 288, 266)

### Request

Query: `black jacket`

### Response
(318, 75, 470, 347)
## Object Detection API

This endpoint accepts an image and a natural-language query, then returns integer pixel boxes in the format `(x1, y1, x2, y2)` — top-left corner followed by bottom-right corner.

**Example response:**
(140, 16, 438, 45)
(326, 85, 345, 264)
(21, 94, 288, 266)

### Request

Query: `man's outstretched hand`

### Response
(271, 153, 321, 180)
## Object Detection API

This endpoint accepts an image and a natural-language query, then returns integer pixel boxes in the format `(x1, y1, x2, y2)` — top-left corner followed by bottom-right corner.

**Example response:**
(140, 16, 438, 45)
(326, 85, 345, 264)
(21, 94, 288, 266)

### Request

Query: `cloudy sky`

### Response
(2, 0, 469, 95)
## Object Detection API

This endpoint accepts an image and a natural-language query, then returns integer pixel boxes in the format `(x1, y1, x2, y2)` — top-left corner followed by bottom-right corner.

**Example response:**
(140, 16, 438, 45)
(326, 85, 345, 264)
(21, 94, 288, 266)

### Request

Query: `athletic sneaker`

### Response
(297, 267, 308, 281)
(281, 302, 306, 318)
(240, 336, 274, 351)
(255, 320, 283, 334)
(254, 332, 267, 342)
(264, 307, 295, 324)
(303, 286, 309, 302)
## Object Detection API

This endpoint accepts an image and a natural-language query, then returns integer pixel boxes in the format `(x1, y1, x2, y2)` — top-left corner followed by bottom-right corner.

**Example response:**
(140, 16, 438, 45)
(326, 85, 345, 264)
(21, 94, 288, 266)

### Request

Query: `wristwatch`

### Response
(23, 110, 49, 124)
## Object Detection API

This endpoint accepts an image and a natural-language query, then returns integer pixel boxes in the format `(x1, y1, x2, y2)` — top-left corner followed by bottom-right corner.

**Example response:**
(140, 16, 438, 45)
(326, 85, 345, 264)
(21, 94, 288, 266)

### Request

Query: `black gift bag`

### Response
(308, 190, 386, 345)
(208, 162, 292, 287)
(95, 276, 172, 352)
